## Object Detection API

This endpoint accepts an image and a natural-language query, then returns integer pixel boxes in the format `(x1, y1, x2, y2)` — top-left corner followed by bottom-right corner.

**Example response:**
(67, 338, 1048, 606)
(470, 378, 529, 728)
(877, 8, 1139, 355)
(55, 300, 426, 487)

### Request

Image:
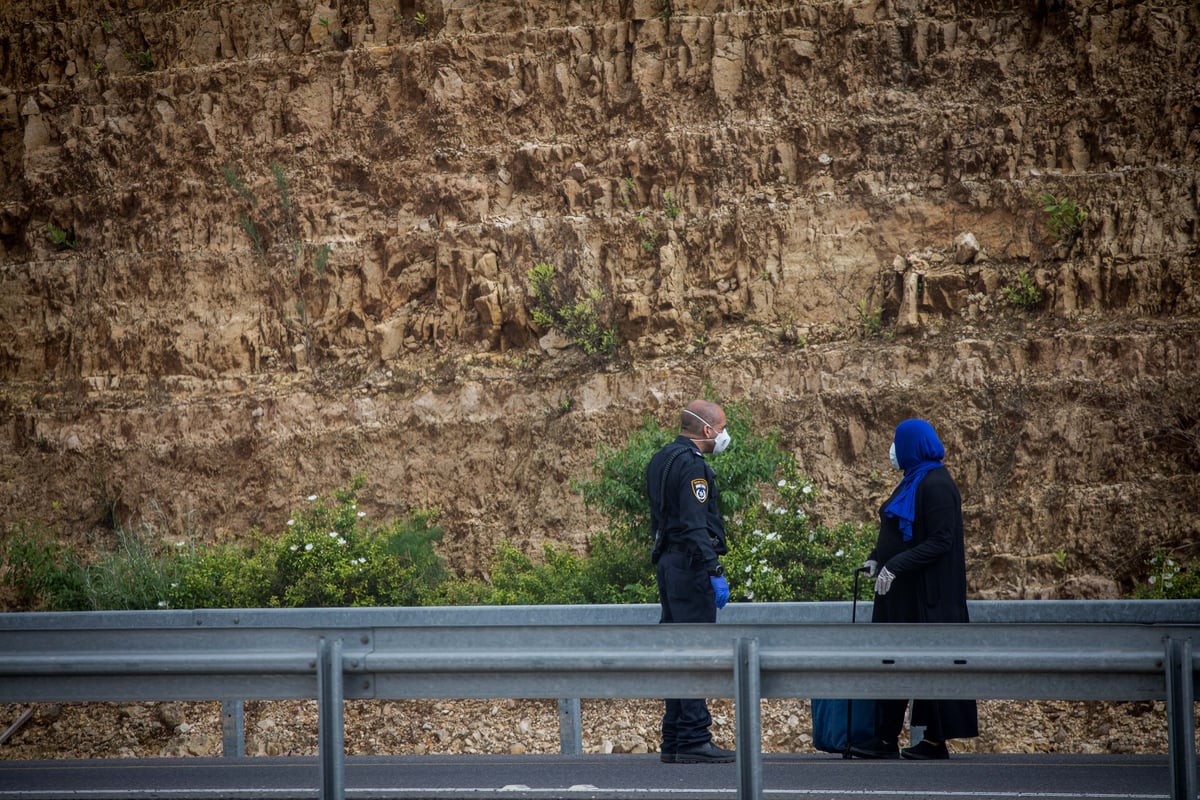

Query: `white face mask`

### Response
(684, 409, 732, 454)
(889, 442, 900, 470)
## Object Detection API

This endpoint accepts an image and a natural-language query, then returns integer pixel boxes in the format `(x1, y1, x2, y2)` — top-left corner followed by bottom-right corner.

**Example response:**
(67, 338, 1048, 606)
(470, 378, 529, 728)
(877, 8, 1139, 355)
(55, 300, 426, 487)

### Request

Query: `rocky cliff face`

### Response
(1, 0, 1197, 601)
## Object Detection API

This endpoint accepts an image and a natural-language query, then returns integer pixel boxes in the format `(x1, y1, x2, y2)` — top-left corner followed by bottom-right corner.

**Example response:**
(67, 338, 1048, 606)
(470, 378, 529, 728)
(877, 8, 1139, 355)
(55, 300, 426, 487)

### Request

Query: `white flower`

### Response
(337, 538, 346, 546)
(746, 579, 752, 587)
(808, 532, 815, 542)
(307, 494, 317, 501)
(803, 485, 813, 494)
(329, 531, 338, 538)
(304, 543, 314, 551)
(290, 544, 299, 551)
(287, 519, 295, 526)
(175, 540, 186, 547)
(775, 507, 787, 515)
(357, 511, 366, 518)
(170, 582, 179, 588)
(157, 600, 168, 608)
(836, 549, 845, 557)
(778, 479, 786, 487)
(746, 591, 754, 600)
(752, 529, 763, 537)
(745, 565, 753, 573)
(766, 532, 780, 541)
(1149, 575, 1157, 584)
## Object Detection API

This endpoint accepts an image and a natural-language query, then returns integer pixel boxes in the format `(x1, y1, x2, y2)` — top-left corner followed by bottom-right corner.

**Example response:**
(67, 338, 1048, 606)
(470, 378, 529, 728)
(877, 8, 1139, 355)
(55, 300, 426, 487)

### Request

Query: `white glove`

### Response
(874, 566, 896, 596)
(862, 559, 878, 578)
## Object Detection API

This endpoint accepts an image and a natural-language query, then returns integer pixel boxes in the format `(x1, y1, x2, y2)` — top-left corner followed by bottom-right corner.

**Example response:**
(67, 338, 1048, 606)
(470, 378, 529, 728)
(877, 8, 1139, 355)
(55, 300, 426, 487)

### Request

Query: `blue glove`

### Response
(710, 575, 730, 609)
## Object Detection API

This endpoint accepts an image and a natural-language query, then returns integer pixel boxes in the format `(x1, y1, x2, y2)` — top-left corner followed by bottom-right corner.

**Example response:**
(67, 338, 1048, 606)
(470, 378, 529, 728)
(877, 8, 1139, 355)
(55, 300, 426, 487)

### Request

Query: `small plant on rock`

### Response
(527, 261, 617, 358)
(129, 48, 154, 71)
(1004, 270, 1043, 310)
(1040, 193, 1087, 247)
(662, 191, 681, 220)
(222, 161, 334, 371)
(45, 222, 76, 250)
(855, 298, 883, 336)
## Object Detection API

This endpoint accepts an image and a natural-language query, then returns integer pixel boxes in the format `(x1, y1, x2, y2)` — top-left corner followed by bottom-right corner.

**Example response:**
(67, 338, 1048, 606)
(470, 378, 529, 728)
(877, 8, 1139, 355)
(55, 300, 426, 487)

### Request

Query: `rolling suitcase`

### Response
(811, 566, 875, 756)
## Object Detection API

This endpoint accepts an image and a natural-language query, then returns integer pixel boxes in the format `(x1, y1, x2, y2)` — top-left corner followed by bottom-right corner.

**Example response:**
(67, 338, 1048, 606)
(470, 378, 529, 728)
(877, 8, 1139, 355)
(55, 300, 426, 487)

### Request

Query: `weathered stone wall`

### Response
(1, 0, 1197, 600)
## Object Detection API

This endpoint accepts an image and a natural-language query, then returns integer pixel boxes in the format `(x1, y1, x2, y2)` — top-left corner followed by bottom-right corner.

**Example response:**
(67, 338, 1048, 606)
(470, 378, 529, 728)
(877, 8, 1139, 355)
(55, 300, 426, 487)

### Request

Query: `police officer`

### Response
(646, 399, 735, 764)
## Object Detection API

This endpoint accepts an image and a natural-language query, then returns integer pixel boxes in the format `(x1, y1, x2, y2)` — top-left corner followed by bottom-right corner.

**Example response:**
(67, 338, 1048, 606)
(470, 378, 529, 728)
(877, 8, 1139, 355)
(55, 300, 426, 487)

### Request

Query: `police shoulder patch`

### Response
(691, 478, 709, 503)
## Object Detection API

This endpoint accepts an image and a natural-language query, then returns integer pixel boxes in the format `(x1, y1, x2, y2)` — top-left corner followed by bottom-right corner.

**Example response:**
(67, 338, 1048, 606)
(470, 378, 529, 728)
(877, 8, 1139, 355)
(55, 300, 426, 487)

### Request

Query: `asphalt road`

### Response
(0, 752, 1191, 800)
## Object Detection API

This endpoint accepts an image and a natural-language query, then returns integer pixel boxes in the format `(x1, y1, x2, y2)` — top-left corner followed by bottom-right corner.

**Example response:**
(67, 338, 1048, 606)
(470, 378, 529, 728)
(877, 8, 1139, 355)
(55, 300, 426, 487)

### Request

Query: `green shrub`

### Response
(1004, 270, 1043, 310)
(167, 538, 274, 609)
(662, 191, 681, 219)
(45, 222, 76, 250)
(573, 399, 787, 540)
(855, 299, 883, 336)
(0, 522, 89, 610)
(129, 48, 154, 71)
(2, 479, 447, 611)
(1, 521, 190, 611)
(526, 262, 617, 358)
(1131, 549, 1200, 599)
(433, 529, 658, 607)
(259, 480, 445, 608)
(1040, 193, 1087, 245)
(724, 462, 875, 602)
(80, 526, 179, 610)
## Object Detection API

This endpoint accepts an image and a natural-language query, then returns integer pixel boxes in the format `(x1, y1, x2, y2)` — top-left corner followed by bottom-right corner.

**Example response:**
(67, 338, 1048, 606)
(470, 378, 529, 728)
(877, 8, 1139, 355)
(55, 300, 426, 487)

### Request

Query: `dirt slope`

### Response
(0, 0, 1198, 761)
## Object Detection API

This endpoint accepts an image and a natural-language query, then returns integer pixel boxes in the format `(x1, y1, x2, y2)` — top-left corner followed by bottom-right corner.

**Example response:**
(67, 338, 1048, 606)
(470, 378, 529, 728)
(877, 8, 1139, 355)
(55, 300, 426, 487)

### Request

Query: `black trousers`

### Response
(655, 549, 717, 751)
(875, 697, 980, 742)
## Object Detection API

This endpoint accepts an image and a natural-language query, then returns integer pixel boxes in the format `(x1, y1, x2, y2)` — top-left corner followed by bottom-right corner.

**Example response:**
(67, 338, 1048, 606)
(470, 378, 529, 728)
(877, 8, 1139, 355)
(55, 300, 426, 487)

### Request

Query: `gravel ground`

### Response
(1, 698, 1190, 760)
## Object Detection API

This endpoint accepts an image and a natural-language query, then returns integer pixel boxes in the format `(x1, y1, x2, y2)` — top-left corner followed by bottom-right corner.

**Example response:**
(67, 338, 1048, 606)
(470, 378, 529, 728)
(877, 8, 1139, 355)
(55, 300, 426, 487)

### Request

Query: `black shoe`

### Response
(847, 736, 900, 759)
(659, 752, 677, 763)
(901, 739, 949, 760)
(674, 741, 736, 763)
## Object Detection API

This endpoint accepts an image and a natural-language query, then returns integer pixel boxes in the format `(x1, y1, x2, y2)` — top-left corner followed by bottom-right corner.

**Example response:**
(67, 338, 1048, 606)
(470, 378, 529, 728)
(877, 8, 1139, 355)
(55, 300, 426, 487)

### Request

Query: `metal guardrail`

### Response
(0, 601, 1196, 800)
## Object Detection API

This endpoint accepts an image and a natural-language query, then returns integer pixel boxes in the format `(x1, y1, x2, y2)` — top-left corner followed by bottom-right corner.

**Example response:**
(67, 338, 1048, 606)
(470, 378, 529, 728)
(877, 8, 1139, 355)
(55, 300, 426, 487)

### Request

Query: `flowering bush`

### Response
(168, 477, 446, 609)
(1133, 549, 1200, 599)
(724, 462, 875, 602)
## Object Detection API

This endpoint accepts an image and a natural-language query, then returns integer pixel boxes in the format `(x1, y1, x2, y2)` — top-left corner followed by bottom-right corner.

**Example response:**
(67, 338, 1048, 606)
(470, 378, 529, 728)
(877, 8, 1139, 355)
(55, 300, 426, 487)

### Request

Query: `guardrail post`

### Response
(734, 637, 762, 800)
(220, 700, 245, 757)
(317, 637, 345, 800)
(557, 698, 582, 754)
(1164, 636, 1196, 800)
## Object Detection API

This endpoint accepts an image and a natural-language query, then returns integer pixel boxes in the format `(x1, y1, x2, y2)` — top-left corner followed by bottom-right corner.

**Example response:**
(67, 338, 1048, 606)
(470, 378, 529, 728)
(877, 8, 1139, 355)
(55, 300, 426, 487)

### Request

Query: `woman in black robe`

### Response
(849, 418, 979, 760)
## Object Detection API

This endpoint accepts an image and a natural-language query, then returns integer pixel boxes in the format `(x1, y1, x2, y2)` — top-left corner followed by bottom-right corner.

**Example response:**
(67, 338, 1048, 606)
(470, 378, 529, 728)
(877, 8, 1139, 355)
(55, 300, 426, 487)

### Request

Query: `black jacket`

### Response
(646, 436, 728, 572)
(870, 466, 969, 624)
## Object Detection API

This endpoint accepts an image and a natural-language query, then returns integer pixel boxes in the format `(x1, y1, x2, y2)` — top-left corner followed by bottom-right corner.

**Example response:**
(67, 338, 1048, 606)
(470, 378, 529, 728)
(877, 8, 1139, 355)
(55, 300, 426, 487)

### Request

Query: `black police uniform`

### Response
(646, 435, 729, 752)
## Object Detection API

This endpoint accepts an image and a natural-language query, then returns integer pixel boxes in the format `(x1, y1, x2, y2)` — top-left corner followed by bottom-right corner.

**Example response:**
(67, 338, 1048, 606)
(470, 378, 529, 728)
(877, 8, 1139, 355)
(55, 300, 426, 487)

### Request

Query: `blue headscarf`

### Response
(883, 419, 946, 542)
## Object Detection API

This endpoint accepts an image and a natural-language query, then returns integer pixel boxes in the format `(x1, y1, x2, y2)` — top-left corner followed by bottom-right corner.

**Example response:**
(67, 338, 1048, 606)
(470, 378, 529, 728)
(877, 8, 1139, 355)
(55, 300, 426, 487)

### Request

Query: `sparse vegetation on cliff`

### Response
(526, 262, 617, 358)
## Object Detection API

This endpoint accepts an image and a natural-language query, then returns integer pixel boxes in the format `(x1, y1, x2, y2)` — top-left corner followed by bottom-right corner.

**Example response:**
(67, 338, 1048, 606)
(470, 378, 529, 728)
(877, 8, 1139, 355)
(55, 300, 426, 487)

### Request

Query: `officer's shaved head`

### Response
(681, 400, 724, 436)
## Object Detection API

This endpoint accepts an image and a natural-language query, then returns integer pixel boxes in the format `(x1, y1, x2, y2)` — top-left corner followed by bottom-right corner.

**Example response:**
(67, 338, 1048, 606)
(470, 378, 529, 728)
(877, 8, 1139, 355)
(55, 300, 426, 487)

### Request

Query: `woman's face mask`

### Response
(889, 441, 900, 470)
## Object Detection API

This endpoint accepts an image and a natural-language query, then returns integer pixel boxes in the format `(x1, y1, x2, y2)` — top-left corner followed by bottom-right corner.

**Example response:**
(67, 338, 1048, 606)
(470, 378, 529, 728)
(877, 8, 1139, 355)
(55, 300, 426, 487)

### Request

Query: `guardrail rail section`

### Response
(0, 600, 1196, 800)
